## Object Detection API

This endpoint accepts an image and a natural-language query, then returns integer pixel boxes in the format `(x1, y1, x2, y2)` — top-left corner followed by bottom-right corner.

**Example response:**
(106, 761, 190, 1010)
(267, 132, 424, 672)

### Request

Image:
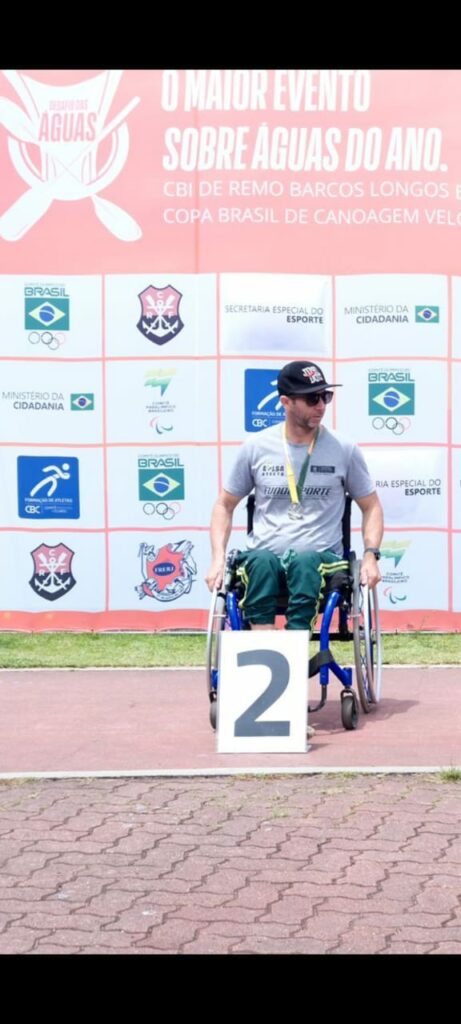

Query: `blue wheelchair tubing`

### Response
(223, 586, 353, 692)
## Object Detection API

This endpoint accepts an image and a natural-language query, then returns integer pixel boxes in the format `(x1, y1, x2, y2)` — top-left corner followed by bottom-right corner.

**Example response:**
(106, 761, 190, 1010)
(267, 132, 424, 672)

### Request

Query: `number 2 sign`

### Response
(217, 630, 309, 753)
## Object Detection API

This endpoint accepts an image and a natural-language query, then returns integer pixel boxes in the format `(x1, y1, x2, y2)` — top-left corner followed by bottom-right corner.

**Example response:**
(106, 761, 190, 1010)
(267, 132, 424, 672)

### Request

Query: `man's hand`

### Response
(205, 559, 225, 593)
(360, 551, 381, 589)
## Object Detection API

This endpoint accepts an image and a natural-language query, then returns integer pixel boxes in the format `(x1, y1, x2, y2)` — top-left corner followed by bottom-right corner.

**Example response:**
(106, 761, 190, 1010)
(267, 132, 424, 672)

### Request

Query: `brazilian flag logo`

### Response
(25, 298, 69, 330)
(415, 306, 439, 323)
(71, 394, 94, 411)
(138, 468, 185, 501)
(369, 384, 415, 416)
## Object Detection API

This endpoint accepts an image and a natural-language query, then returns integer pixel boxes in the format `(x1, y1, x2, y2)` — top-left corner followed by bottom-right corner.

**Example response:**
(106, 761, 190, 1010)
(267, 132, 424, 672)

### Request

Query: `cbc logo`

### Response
(25, 504, 40, 514)
(252, 417, 269, 428)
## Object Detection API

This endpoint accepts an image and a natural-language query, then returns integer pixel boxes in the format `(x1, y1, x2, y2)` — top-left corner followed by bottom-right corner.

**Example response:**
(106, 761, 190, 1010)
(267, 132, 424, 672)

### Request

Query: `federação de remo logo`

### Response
(137, 285, 184, 345)
(135, 540, 196, 602)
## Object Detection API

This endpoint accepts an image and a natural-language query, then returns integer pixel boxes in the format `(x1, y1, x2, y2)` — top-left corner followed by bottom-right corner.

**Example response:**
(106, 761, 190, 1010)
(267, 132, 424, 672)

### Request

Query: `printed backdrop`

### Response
(0, 69, 460, 631)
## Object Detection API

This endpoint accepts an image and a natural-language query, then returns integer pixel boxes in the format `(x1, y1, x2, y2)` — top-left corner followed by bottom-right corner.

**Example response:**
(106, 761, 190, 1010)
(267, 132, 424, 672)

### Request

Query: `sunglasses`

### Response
(297, 390, 334, 406)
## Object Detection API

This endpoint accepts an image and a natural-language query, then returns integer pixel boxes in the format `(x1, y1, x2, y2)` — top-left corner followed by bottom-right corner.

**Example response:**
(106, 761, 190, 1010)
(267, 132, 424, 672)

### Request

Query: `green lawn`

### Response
(0, 631, 459, 668)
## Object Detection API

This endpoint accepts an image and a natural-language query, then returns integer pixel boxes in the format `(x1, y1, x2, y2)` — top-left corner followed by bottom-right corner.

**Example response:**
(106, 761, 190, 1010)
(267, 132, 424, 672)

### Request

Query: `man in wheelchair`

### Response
(205, 359, 384, 731)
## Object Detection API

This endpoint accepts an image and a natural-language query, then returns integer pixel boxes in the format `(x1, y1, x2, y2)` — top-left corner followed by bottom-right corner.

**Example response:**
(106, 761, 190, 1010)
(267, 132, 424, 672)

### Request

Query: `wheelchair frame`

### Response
(206, 494, 382, 732)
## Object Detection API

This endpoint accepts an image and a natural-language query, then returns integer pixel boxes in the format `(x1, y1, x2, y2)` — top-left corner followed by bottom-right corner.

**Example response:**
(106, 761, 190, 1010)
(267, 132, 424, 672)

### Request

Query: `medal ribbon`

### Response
(282, 423, 319, 505)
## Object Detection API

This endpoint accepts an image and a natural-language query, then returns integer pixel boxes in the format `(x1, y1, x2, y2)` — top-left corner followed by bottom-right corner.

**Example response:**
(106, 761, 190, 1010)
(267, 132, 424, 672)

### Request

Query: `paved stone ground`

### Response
(0, 773, 460, 954)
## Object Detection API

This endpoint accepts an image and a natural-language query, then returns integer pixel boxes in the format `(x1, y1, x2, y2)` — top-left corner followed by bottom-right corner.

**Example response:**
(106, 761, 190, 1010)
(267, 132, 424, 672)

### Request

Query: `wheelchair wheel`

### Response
(341, 690, 359, 730)
(351, 558, 382, 712)
(209, 698, 217, 731)
(205, 589, 227, 727)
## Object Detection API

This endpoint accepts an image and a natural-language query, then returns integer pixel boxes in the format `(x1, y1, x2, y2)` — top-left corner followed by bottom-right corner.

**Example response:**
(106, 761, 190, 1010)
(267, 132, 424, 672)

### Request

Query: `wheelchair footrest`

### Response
(308, 648, 334, 678)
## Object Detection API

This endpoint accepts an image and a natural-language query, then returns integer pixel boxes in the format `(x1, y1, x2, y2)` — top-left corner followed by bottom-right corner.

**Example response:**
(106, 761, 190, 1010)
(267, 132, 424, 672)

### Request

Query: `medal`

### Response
(288, 502, 304, 520)
(282, 424, 319, 523)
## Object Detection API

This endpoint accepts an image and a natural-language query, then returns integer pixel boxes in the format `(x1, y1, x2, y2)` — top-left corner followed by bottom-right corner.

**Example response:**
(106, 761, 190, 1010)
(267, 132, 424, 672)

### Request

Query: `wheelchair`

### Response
(206, 494, 382, 732)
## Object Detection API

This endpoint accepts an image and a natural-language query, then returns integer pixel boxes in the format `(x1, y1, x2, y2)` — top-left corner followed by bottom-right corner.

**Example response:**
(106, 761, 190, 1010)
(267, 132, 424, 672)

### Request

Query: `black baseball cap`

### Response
(277, 360, 342, 396)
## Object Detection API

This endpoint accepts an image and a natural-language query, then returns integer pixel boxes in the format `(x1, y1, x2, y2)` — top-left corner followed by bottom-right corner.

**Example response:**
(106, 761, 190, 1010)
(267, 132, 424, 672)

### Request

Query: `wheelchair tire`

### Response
(351, 558, 382, 712)
(209, 698, 217, 731)
(341, 691, 358, 731)
(205, 590, 227, 701)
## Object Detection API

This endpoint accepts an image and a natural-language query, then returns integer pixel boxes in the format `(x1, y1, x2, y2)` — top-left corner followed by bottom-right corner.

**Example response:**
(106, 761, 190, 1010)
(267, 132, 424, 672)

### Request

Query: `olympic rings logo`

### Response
(28, 331, 66, 351)
(372, 416, 412, 436)
(142, 501, 181, 520)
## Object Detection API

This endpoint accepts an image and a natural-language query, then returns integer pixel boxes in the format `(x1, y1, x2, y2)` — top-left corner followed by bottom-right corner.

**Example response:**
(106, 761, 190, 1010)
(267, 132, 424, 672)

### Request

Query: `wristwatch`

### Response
(363, 547, 381, 561)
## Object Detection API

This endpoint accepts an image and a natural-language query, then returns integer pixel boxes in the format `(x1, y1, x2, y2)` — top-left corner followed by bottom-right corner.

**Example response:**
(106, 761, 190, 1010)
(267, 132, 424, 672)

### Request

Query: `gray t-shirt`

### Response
(225, 423, 375, 556)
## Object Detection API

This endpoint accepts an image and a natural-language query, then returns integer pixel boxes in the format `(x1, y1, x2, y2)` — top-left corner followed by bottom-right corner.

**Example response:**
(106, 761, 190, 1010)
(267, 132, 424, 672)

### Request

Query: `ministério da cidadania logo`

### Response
(0, 69, 141, 241)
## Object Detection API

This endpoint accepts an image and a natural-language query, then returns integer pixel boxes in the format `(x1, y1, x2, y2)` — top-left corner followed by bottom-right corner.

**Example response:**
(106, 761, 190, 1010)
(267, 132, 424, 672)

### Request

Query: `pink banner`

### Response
(0, 69, 459, 630)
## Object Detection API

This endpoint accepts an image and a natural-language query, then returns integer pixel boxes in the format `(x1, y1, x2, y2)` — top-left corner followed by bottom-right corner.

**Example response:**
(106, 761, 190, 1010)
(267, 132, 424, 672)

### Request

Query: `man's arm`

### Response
(354, 491, 384, 588)
(205, 489, 243, 592)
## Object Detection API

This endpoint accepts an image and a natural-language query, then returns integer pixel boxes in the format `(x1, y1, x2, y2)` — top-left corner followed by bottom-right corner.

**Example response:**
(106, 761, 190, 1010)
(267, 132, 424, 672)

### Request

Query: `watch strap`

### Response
(363, 546, 381, 560)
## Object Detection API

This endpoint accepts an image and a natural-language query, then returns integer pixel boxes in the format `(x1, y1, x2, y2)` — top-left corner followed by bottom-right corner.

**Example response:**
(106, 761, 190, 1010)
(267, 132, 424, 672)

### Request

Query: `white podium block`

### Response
(217, 630, 309, 754)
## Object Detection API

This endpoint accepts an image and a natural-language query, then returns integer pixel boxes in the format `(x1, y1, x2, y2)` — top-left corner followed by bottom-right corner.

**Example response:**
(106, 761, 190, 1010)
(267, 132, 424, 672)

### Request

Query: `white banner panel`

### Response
(105, 274, 217, 358)
(105, 359, 217, 444)
(0, 447, 105, 528)
(0, 275, 102, 359)
(451, 278, 461, 360)
(379, 532, 448, 612)
(220, 358, 334, 443)
(0, 362, 103, 445)
(106, 446, 219, 529)
(453, 449, 461, 530)
(0, 532, 106, 612)
(354, 447, 448, 528)
(336, 274, 448, 358)
(453, 535, 461, 612)
(335, 360, 447, 445)
(452, 363, 461, 444)
(220, 274, 332, 355)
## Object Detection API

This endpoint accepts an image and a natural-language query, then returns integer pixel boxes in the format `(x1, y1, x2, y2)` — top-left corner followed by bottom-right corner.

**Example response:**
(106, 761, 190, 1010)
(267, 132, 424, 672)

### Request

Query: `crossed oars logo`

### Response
(0, 69, 142, 241)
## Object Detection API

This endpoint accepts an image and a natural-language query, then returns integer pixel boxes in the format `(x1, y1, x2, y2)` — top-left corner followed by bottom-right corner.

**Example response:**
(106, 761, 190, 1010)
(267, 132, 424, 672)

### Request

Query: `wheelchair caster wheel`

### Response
(209, 698, 217, 731)
(340, 690, 358, 731)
